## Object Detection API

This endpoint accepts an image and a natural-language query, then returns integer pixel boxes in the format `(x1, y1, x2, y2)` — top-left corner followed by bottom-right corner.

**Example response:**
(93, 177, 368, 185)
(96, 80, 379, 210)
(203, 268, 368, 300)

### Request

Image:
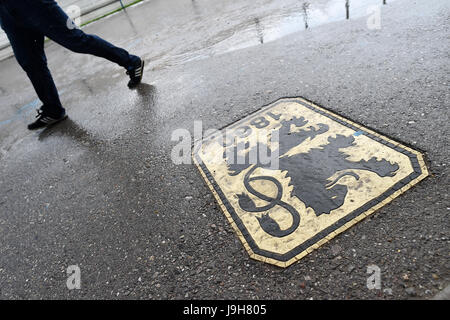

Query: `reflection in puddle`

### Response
(255, 17, 264, 44)
(219, 0, 393, 54)
(113, 0, 397, 71)
(346, 0, 350, 19)
(172, 0, 395, 64)
(302, 2, 310, 29)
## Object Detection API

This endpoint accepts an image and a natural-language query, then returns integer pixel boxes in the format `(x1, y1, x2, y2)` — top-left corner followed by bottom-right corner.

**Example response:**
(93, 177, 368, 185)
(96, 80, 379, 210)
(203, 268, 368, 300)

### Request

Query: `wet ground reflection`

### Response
(38, 118, 97, 145)
(147, 0, 396, 67)
(0, 0, 395, 142)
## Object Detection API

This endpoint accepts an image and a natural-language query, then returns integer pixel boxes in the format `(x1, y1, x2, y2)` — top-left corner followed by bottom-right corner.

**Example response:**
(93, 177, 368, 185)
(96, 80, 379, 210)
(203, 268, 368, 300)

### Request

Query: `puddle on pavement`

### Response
(0, 0, 399, 140)
(163, 0, 398, 66)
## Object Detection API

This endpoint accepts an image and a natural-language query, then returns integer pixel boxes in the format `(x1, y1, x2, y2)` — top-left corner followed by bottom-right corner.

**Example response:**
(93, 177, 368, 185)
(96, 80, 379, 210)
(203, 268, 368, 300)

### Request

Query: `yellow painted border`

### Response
(193, 97, 429, 268)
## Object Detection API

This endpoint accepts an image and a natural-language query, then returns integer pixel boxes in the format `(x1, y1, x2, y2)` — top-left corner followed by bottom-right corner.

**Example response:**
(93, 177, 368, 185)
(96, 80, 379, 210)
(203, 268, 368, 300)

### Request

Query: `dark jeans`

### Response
(0, 0, 140, 116)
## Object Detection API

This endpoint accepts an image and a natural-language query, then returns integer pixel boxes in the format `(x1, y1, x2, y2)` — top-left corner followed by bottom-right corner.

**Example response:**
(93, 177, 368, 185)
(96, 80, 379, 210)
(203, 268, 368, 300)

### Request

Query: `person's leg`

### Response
(24, 0, 140, 70)
(0, 3, 65, 117)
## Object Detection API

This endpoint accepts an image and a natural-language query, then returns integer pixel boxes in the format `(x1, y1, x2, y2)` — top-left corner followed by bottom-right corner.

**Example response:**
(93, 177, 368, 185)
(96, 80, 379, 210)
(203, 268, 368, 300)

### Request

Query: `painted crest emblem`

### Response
(194, 98, 428, 267)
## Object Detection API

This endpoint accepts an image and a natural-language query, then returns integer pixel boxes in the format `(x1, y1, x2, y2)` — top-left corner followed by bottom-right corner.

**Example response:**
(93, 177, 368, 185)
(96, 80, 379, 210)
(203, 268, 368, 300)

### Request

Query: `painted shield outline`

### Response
(193, 97, 429, 267)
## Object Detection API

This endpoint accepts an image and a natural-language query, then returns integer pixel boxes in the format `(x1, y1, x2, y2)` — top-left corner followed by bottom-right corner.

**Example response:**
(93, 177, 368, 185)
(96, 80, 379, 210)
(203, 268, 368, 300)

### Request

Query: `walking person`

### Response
(0, 0, 145, 130)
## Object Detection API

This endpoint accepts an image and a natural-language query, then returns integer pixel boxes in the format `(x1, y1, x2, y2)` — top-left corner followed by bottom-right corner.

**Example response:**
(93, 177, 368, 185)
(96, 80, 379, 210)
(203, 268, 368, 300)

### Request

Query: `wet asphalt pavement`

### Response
(0, 0, 449, 299)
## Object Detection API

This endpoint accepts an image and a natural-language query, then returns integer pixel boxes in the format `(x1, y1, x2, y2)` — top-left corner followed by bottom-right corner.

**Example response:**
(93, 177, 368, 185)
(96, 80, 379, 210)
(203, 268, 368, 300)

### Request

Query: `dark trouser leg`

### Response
(0, 5, 65, 116)
(28, 0, 139, 69)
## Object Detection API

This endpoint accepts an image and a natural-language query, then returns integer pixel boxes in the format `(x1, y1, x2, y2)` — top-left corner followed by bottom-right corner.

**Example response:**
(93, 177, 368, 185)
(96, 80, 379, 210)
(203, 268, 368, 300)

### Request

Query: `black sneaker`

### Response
(27, 108, 67, 130)
(126, 58, 145, 88)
